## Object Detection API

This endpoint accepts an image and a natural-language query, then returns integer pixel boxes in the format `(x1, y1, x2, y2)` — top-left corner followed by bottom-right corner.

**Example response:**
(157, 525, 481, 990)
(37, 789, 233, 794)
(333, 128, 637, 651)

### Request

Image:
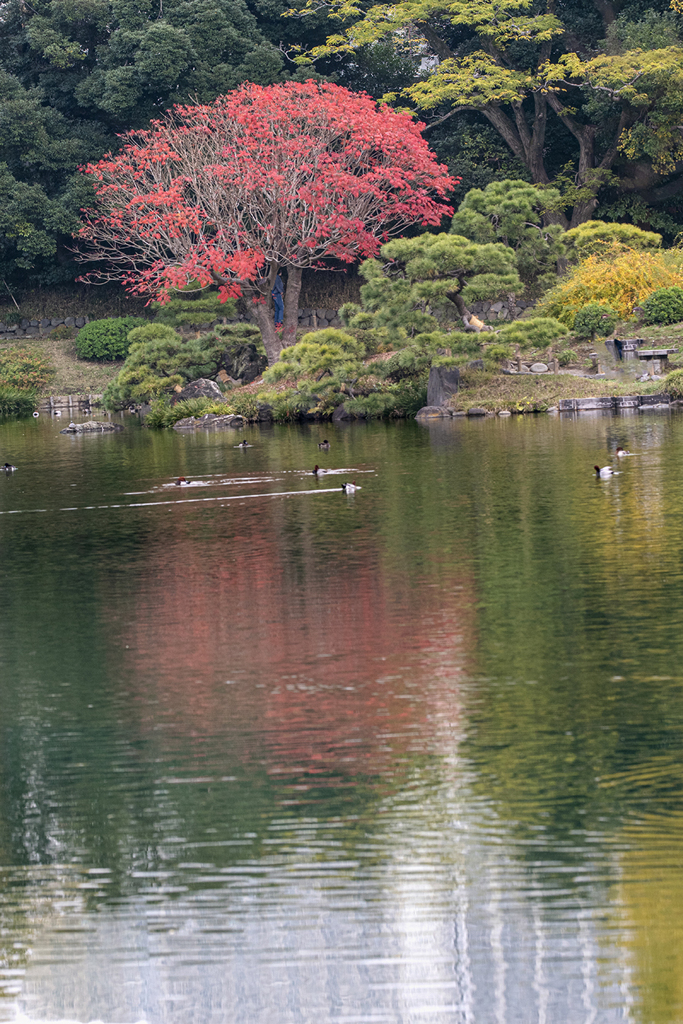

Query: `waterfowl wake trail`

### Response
(0, 487, 345, 517)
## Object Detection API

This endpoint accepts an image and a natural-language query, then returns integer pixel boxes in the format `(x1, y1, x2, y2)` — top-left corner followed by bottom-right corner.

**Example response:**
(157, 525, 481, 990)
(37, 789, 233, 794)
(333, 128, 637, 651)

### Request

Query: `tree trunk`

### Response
(241, 266, 304, 365)
(446, 285, 469, 322)
(282, 266, 302, 350)
(244, 291, 282, 366)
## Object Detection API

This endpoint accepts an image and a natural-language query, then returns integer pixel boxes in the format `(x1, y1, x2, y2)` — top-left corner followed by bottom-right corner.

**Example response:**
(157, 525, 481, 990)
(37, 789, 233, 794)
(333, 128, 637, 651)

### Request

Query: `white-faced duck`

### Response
(594, 465, 615, 478)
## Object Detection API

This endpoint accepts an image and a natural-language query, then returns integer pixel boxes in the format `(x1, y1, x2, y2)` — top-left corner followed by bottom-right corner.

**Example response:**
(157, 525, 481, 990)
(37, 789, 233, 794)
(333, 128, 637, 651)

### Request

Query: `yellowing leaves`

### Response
(538, 246, 683, 325)
(407, 53, 532, 110)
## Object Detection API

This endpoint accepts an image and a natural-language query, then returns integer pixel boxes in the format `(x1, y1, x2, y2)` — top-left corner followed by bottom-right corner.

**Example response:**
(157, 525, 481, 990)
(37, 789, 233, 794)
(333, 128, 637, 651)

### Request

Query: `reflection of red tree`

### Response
(118, 499, 476, 782)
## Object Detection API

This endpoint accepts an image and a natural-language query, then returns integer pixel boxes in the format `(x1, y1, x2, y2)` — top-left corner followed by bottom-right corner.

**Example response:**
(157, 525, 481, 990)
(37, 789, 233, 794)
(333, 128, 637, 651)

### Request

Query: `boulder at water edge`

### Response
(171, 378, 226, 404)
(427, 365, 460, 407)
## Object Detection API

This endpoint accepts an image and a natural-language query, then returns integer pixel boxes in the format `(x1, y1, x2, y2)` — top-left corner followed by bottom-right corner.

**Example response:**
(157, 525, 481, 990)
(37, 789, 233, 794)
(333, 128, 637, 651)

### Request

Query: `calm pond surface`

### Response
(1, 408, 683, 1023)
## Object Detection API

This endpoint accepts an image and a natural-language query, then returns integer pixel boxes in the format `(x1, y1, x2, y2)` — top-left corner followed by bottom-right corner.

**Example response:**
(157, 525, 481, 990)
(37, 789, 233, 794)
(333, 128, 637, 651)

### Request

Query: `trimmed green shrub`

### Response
(564, 221, 662, 257)
(641, 286, 683, 325)
(558, 349, 577, 366)
(664, 368, 683, 398)
(76, 317, 147, 361)
(0, 347, 53, 390)
(572, 303, 619, 339)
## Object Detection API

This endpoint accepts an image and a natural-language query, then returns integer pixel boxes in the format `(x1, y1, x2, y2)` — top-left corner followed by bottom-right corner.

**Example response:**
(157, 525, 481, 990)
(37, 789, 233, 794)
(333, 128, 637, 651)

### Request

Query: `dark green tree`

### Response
(0, 70, 108, 284)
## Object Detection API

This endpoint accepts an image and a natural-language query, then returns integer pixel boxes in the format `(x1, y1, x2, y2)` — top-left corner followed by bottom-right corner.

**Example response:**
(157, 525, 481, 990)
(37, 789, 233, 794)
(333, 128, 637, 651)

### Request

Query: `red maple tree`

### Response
(77, 81, 456, 363)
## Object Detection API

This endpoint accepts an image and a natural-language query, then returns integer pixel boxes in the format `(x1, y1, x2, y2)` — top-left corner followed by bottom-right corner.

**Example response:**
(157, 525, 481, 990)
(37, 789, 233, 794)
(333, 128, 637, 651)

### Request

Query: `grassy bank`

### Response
(0, 312, 679, 418)
(0, 334, 123, 398)
(453, 368, 663, 413)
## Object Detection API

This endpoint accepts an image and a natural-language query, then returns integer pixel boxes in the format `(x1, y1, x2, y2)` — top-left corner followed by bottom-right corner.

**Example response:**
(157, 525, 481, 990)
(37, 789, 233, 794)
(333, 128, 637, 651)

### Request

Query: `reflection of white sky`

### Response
(10, 777, 633, 1024)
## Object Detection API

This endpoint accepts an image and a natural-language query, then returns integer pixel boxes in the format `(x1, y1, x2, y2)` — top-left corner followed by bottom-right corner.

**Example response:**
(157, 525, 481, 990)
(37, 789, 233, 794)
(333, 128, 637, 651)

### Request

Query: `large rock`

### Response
(173, 413, 245, 431)
(60, 420, 123, 434)
(415, 405, 448, 419)
(427, 365, 460, 407)
(222, 344, 267, 384)
(171, 378, 226, 404)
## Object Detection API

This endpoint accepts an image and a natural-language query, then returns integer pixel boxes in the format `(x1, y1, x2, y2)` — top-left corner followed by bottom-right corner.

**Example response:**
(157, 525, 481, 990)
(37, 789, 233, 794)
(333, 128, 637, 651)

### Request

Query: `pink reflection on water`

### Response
(119, 502, 476, 783)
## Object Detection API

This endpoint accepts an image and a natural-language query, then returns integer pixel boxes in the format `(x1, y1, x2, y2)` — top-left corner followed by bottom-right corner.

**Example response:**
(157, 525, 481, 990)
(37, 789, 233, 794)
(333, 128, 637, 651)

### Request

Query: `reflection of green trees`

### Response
(443, 415, 683, 856)
(5, 411, 683, 923)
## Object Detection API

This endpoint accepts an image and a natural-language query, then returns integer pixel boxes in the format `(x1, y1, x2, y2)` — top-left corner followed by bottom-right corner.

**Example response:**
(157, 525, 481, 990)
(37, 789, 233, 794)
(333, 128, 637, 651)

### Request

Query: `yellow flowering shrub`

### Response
(538, 245, 683, 326)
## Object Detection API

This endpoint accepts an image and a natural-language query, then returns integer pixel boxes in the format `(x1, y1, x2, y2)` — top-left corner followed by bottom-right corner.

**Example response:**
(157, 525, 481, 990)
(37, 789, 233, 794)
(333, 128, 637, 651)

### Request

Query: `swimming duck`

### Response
(594, 465, 615, 478)
(318, 440, 330, 450)
(615, 447, 632, 457)
(3, 463, 16, 472)
(313, 465, 328, 476)
(341, 481, 358, 493)
(235, 440, 252, 448)
(175, 476, 189, 486)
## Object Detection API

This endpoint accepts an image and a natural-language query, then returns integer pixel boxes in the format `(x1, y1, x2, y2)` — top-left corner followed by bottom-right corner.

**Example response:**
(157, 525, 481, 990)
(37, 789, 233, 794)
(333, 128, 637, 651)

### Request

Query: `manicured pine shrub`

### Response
(564, 221, 662, 257)
(497, 318, 568, 349)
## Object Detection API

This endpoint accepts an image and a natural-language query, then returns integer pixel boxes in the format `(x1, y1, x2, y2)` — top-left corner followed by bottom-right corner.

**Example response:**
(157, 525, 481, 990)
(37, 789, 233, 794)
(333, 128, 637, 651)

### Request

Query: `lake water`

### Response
(1, 409, 683, 1024)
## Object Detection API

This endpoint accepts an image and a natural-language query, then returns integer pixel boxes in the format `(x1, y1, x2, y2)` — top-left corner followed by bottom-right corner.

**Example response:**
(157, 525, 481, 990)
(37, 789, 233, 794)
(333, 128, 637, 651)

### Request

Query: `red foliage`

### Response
(77, 81, 457, 304)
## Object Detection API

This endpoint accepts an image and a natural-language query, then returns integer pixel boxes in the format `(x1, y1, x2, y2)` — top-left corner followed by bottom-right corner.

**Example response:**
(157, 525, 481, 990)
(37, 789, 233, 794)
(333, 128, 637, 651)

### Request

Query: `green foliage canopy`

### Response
(564, 220, 662, 257)
(294, 0, 683, 229)
(450, 179, 566, 289)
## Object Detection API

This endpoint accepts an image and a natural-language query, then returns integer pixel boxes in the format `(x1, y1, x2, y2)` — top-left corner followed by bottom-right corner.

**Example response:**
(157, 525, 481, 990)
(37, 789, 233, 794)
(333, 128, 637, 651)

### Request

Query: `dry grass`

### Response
(454, 369, 661, 412)
(0, 335, 123, 396)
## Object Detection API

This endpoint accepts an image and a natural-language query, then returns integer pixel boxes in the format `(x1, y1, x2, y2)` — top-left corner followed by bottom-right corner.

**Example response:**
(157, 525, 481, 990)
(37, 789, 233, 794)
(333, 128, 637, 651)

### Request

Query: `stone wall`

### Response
(0, 311, 344, 342)
(296, 308, 343, 329)
(468, 297, 535, 322)
(0, 301, 531, 343)
(0, 315, 89, 340)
